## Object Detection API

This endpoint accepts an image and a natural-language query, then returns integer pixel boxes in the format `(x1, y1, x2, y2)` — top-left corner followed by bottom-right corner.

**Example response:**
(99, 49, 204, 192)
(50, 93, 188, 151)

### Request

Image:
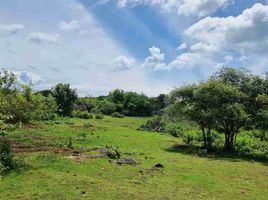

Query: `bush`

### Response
(72, 111, 93, 119)
(107, 148, 121, 159)
(138, 117, 166, 132)
(0, 120, 17, 136)
(111, 112, 124, 118)
(182, 130, 202, 146)
(166, 124, 183, 137)
(0, 140, 17, 174)
(83, 123, 93, 128)
(235, 131, 268, 159)
(95, 113, 104, 119)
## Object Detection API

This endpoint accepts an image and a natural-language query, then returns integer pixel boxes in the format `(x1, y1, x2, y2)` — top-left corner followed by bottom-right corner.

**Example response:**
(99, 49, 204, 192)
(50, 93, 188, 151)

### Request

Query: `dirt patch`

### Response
(139, 164, 164, 177)
(2, 136, 109, 161)
(67, 149, 108, 161)
(109, 158, 138, 165)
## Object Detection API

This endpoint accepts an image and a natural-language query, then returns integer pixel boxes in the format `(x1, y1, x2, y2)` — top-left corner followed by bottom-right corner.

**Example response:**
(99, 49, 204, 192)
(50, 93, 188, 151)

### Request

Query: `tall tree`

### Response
(52, 83, 77, 116)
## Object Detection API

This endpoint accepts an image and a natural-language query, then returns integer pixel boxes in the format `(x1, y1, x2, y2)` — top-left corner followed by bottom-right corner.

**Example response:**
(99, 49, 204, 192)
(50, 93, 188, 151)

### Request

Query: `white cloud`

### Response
(160, 3, 268, 70)
(115, 0, 232, 17)
(111, 55, 135, 71)
(0, 24, 24, 36)
(142, 46, 168, 70)
(58, 20, 80, 31)
(28, 32, 60, 44)
(185, 3, 268, 55)
(12, 70, 43, 85)
(177, 0, 232, 17)
(176, 42, 187, 51)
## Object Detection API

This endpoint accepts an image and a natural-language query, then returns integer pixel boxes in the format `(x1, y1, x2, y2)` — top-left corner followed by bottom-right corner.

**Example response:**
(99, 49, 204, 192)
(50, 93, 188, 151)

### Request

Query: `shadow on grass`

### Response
(165, 143, 268, 166)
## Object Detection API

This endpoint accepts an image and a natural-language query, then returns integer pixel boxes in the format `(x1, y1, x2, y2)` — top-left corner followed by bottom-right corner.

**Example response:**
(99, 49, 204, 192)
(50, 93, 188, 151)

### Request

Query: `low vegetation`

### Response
(0, 67, 267, 199)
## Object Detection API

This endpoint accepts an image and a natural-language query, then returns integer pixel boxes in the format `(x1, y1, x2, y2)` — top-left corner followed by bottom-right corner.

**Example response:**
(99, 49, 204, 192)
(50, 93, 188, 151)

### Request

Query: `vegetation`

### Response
(0, 67, 267, 199)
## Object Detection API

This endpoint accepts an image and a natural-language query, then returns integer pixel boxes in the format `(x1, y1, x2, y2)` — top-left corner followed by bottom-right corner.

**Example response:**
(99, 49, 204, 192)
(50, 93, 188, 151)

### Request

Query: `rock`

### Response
(154, 163, 164, 168)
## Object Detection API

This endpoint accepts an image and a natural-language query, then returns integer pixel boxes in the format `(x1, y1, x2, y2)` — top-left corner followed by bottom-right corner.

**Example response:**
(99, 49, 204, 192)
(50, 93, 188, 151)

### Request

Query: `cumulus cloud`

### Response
(58, 20, 80, 31)
(114, 0, 232, 17)
(177, 0, 232, 17)
(142, 46, 168, 70)
(28, 32, 60, 44)
(185, 3, 268, 55)
(146, 3, 268, 71)
(176, 43, 187, 51)
(0, 24, 24, 36)
(111, 55, 135, 71)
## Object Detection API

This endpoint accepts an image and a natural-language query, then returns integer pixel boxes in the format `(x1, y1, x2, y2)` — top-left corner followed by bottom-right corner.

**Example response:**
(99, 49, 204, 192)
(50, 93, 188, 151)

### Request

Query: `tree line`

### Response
(0, 67, 267, 156)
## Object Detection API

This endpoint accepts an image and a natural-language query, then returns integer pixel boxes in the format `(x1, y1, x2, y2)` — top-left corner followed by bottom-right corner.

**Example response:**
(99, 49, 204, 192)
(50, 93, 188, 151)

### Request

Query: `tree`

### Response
(170, 79, 250, 152)
(51, 83, 77, 116)
(0, 70, 18, 94)
(171, 84, 215, 151)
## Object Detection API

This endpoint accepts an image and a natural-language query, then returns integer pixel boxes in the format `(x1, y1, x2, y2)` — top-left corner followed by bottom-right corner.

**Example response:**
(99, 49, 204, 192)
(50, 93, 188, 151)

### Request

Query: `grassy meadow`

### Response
(0, 116, 267, 200)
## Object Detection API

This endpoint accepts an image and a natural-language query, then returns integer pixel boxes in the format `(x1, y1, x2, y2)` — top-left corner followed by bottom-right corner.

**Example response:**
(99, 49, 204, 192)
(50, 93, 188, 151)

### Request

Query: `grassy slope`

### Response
(0, 116, 267, 200)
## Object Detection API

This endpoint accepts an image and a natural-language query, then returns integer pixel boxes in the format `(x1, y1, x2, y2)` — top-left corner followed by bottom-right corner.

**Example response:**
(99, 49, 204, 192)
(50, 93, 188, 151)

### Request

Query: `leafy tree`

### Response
(97, 100, 116, 115)
(171, 79, 250, 152)
(51, 83, 77, 117)
(171, 84, 215, 150)
(0, 70, 18, 94)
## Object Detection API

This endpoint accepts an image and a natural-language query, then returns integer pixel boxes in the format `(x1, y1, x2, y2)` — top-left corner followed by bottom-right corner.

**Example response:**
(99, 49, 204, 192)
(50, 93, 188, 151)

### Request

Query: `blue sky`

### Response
(0, 0, 268, 96)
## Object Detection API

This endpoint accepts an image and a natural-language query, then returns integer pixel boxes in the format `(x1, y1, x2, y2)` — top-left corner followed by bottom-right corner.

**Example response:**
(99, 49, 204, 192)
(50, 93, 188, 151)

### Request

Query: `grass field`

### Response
(0, 116, 267, 200)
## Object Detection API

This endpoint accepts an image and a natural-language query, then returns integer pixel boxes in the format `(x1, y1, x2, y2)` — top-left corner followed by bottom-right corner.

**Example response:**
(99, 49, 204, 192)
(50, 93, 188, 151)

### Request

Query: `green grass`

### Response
(0, 116, 267, 200)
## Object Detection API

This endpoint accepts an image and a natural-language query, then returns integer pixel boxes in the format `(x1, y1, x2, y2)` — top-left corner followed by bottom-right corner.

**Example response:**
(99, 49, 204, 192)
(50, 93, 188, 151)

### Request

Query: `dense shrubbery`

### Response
(0, 71, 58, 125)
(0, 140, 17, 175)
(73, 89, 167, 117)
(170, 67, 268, 153)
(138, 117, 183, 137)
(138, 118, 166, 132)
(111, 112, 124, 118)
(95, 113, 104, 119)
(107, 148, 121, 159)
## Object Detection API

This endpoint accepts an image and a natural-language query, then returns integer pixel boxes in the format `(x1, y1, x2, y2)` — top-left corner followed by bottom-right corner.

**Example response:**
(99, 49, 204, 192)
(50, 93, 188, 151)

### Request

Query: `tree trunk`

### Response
(201, 126, 207, 149)
(224, 132, 235, 152)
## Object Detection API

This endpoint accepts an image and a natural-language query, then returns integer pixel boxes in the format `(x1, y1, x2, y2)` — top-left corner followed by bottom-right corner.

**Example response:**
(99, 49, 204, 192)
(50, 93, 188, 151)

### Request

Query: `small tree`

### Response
(52, 83, 78, 117)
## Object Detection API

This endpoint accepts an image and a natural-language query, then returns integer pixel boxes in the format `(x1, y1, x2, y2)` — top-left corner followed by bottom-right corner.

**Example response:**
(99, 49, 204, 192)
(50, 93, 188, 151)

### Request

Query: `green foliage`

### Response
(169, 67, 268, 152)
(67, 137, 73, 149)
(98, 100, 116, 115)
(165, 123, 183, 137)
(83, 122, 93, 128)
(72, 111, 93, 119)
(111, 112, 124, 118)
(0, 121, 17, 136)
(107, 148, 121, 159)
(0, 140, 17, 174)
(95, 113, 104, 119)
(52, 83, 77, 117)
(183, 130, 201, 145)
(138, 117, 166, 132)
(235, 131, 268, 159)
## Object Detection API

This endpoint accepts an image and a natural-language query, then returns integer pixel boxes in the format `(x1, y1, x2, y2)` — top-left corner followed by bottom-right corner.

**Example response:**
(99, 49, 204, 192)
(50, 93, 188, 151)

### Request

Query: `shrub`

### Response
(0, 140, 17, 174)
(138, 117, 166, 132)
(95, 113, 104, 119)
(166, 124, 183, 137)
(107, 148, 121, 159)
(72, 111, 93, 119)
(235, 131, 268, 159)
(182, 130, 201, 146)
(111, 112, 124, 118)
(83, 123, 93, 128)
(0, 120, 17, 136)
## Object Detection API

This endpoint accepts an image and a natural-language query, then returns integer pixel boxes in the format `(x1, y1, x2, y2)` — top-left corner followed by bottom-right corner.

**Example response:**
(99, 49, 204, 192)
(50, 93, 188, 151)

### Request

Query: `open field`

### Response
(0, 116, 267, 200)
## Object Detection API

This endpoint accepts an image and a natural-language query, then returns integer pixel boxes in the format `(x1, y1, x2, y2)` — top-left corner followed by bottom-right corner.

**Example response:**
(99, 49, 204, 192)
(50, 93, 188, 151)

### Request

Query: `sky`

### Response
(0, 0, 268, 96)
